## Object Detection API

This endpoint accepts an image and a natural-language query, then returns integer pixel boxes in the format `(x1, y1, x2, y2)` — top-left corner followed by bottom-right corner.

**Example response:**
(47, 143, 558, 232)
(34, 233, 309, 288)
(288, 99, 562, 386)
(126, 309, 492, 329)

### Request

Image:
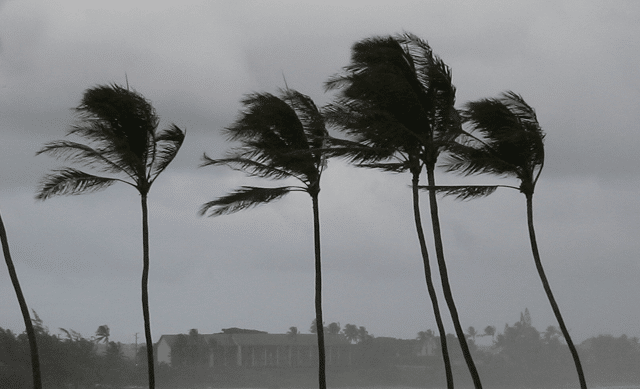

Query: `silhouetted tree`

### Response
(442, 91, 587, 388)
(36, 83, 185, 389)
(325, 32, 480, 389)
(357, 326, 372, 343)
(95, 325, 110, 344)
(200, 88, 331, 389)
(467, 326, 477, 342)
(327, 322, 341, 335)
(342, 324, 359, 344)
(483, 325, 496, 341)
(0, 211, 42, 389)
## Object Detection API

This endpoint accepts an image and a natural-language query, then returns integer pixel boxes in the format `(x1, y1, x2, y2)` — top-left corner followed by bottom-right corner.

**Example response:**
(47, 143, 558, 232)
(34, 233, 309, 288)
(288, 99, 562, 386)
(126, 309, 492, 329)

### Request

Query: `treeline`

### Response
(0, 314, 148, 389)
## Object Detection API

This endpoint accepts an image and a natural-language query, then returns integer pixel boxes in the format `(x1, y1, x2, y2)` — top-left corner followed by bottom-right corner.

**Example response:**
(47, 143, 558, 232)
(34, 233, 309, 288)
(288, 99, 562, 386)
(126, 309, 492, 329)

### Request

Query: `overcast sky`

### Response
(1, 1, 639, 346)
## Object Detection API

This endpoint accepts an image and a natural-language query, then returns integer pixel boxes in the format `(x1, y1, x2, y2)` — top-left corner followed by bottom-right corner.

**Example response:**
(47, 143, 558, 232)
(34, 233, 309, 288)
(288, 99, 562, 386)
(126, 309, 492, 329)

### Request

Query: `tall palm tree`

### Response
(199, 88, 330, 389)
(35, 83, 185, 389)
(1, 211, 42, 389)
(325, 32, 481, 389)
(441, 91, 587, 388)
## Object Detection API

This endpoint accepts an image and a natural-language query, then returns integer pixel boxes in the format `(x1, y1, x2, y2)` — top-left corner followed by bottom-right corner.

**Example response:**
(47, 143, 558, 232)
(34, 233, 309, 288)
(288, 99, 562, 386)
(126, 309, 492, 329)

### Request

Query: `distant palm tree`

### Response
(483, 325, 496, 341)
(95, 325, 110, 344)
(199, 88, 330, 389)
(327, 322, 341, 335)
(36, 83, 185, 389)
(1, 211, 42, 389)
(356, 326, 371, 343)
(342, 324, 359, 344)
(325, 32, 480, 389)
(441, 91, 587, 389)
(467, 326, 477, 342)
(287, 326, 299, 340)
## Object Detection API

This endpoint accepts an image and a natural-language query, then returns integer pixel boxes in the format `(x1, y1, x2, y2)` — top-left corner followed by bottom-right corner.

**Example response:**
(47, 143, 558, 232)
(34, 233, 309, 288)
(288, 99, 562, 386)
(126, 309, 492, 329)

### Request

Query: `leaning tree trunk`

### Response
(0, 211, 42, 389)
(426, 166, 483, 389)
(140, 194, 155, 389)
(525, 193, 587, 389)
(411, 172, 454, 389)
(311, 193, 327, 389)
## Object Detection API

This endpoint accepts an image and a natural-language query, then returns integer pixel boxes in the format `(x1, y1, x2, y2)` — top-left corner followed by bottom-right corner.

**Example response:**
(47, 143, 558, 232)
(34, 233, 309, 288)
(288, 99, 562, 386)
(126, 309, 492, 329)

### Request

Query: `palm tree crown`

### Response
(325, 33, 459, 173)
(443, 91, 544, 197)
(36, 84, 185, 199)
(199, 89, 327, 215)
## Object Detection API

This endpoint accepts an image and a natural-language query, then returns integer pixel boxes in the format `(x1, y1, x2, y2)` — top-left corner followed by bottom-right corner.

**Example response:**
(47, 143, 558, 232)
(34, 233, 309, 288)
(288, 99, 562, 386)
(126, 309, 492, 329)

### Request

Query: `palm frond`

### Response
(35, 168, 120, 200)
(36, 140, 136, 179)
(201, 154, 298, 181)
(356, 162, 409, 173)
(441, 142, 520, 178)
(419, 185, 499, 201)
(199, 186, 295, 217)
(150, 124, 185, 181)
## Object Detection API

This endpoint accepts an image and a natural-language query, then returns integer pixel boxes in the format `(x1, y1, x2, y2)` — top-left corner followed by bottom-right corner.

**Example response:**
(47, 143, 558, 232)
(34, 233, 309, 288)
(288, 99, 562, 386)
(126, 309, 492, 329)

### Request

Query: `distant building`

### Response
(156, 332, 351, 368)
(416, 336, 438, 357)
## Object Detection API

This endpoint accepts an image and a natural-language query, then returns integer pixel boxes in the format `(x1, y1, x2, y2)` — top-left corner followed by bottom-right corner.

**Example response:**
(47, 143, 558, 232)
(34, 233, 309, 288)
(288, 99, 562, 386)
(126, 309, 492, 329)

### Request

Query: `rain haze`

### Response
(1, 0, 639, 361)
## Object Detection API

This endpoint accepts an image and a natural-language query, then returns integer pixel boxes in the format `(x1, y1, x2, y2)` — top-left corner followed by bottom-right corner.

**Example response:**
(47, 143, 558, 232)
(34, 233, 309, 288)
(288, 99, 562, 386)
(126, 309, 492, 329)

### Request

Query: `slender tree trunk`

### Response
(0, 211, 42, 389)
(411, 173, 454, 388)
(525, 194, 587, 389)
(426, 166, 483, 389)
(141, 194, 155, 389)
(311, 193, 327, 389)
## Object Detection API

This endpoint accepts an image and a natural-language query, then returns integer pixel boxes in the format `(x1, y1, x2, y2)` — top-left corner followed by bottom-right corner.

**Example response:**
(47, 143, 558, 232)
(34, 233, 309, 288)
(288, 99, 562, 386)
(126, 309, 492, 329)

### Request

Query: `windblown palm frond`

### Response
(36, 140, 136, 179)
(150, 124, 186, 180)
(201, 154, 299, 181)
(199, 186, 296, 217)
(36, 168, 119, 200)
(440, 142, 521, 178)
(418, 185, 500, 201)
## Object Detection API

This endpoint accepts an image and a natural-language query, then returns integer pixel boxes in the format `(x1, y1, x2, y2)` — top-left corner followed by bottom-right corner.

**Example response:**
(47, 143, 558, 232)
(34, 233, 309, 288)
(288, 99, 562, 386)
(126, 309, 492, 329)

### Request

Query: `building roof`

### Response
(157, 333, 350, 348)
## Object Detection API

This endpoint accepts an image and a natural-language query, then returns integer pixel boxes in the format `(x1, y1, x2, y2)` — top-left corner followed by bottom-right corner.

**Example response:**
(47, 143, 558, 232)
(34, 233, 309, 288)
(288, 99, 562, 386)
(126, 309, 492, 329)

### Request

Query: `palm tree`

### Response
(327, 322, 341, 335)
(483, 325, 496, 341)
(467, 326, 477, 342)
(35, 83, 185, 389)
(325, 32, 481, 389)
(199, 88, 330, 389)
(1, 211, 42, 389)
(287, 326, 299, 341)
(342, 324, 359, 344)
(441, 91, 587, 388)
(95, 325, 110, 344)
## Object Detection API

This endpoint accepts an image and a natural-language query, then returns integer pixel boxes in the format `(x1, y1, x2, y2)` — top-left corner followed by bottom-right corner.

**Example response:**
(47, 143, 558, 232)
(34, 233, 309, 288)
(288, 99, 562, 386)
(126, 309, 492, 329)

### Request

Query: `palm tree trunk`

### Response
(525, 194, 587, 389)
(141, 194, 155, 389)
(412, 173, 454, 388)
(426, 166, 483, 389)
(0, 211, 42, 389)
(311, 193, 327, 389)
